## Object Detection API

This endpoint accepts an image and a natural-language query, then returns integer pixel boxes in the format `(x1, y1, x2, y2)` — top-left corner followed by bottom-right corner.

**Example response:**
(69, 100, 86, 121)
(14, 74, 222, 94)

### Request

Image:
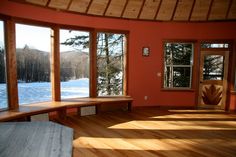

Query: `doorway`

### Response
(198, 48, 229, 110)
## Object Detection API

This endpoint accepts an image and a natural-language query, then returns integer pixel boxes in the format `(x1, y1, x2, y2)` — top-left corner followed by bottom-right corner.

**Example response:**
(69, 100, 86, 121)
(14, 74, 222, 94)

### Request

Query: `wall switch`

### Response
(144, 96, 148, 100)
(157, 72, 161, 77)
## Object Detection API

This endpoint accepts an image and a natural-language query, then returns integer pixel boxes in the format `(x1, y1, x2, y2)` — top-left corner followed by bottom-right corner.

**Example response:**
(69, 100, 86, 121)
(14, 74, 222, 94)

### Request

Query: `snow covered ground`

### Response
(0, 78, 89, 109)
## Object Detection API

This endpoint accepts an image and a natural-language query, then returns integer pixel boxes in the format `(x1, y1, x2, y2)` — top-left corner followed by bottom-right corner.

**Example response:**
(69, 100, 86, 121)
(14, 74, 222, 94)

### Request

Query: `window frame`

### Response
(0, 19, 9, 111)
(96, 30, 129, 97)
(163, 41, 194, 90)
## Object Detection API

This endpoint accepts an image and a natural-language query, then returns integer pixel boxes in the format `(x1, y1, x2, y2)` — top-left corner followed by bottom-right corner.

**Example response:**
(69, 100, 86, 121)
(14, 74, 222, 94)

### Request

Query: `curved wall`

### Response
(1, 0, 236, 109)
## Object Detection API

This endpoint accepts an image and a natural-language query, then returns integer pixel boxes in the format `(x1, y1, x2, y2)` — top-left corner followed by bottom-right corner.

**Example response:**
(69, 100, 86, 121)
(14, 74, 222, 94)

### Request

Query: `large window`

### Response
(97, 33, 126, 96)
(16, 24, 51, 105)
(60, 29, 90, 99)
(164, 42, 193, 88)
(0, 21, 8, 109)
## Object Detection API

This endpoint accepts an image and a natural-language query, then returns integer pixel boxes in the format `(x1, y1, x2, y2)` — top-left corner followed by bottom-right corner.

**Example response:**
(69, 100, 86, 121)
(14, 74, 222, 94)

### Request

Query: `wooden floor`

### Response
(55, 107, 236, 157)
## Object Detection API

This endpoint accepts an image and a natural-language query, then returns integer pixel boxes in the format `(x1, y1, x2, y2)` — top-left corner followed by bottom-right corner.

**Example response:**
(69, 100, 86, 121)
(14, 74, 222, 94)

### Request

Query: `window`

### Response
(0, 21, 8, 109)
(60, 29, 90, 99)
(164, 42, 193, 88)
(16, 24, 51, 105)
(97, 33, 126, 96)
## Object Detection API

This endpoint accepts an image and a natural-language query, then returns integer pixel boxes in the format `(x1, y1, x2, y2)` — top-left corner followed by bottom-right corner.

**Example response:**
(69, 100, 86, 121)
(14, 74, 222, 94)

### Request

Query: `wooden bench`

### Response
(0, 96, 133, 122)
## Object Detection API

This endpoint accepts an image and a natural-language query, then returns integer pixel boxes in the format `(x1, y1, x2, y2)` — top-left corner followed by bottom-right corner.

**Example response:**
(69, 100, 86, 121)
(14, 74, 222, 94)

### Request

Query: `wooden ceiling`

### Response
(12, 0, 236, 21)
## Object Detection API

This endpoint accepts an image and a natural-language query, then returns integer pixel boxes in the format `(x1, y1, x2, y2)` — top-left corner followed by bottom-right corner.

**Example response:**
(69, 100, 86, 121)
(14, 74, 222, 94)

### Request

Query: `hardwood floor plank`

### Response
(53, 108, 236, 157)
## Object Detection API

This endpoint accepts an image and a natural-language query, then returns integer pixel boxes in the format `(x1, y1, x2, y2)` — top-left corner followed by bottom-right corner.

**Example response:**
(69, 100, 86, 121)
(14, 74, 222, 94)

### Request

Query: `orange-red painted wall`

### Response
(1, 0, 236, 109)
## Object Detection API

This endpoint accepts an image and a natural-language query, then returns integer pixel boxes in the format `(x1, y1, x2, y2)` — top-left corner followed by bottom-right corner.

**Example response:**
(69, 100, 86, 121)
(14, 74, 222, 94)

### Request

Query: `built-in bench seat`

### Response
(0, 96, 133, 122)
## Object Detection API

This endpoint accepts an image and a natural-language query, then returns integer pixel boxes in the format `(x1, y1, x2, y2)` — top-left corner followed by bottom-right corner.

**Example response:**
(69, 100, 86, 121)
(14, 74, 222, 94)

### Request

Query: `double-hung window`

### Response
(164, 42, 193, 89)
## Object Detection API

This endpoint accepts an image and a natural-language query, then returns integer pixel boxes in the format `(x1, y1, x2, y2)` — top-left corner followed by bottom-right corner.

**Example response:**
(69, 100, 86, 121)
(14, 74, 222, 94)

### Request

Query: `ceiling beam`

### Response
(226, 0, 233, 19)
(66, 0, 73, 10)
(86, 0, 93, 14)
(154, 0, 163, 20)
(171, 0, 179, 21)
(137, 0, 146, 19)
(121, 0, 129, 18)
(103, 0, 112, 16)
(206, 0, 214, 20)
(188, 0, 196, 21)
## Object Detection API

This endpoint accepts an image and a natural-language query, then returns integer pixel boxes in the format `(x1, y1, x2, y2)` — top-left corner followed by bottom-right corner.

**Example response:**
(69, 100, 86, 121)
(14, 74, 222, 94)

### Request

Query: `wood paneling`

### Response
(55, 108, 236, 157)
(49, 0, 71, 10)
(5, 19, 19, 110)
(139, 0, 161, 20)
(156, 0, 177, 21)
(26, 0, 48, 6)
(174, 0, 194, 21)
(88, 0, 109, 15)
(11, 0, 236, 21)
(191, 0, 211, 21)
(123, 0, 144, 19)
(105, 0, 127, 17)
(228, 0, 236, 19)
(68, 0, 91, 13)
(209, 0, 231, 20)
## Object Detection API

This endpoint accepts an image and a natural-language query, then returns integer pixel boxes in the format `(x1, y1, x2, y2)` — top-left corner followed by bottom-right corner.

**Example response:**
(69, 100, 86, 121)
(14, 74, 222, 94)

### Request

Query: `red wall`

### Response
(1, 0, 236, 109)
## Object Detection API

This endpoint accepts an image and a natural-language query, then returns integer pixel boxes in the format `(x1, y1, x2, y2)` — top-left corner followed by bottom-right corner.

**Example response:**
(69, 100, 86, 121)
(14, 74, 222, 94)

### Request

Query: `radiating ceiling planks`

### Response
(68, 0, 91, 13)
(10, 0, 236, 21)
(228, 0, 236, 19)
(25, 0, 48, 6)
(122, 0, 144, 19)
(139, 0, 161, 20)
(174, 0, 194, 21)
(105, 0, 127, 17)
(190, 0, 211, 21)
(209, 0, 231, 20)
(156, 0, 177, 21)
(88, 0, 109, 15)
(48, 0, 71, 10)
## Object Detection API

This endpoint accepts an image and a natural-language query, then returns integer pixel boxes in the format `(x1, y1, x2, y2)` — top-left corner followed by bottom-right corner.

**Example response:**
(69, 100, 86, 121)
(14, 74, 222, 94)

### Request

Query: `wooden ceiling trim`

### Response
(209, 0, 230, 20)
(206, 0, 214, 20)
(190, 0, 211, 21)
(66, 0, 73, 10)
(25, 0, 48, 6)
(105, 0, 127, 17)
(68, 0, 91, 13)
(48, 0, 71, 10)
(137, 0, 146, 19)
(103, 0, 111, 16)
(121, 0, 129, 18)
(173, 0, 194, 21)
(88, 0, 109, 16)
(85, 0, 93, 14)
(188, 0, 196, 21)
(171, 0, 179, 21)
(122, 0, 144, 19)
(228, 0, 236, 19)
(154, 0, 163, 20)
(139, 0, 161, 20)
(226, 0, 233, 19)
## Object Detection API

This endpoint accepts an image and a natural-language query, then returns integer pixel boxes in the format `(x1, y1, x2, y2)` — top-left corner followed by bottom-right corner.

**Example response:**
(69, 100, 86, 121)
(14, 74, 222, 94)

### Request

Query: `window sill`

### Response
(161, 88, 195, 92)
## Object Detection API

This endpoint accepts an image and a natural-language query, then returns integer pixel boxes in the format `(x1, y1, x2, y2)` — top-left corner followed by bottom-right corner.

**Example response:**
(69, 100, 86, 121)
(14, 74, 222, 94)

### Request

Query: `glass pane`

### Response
(60, 29, 90, 99)
(173, 67, 191, 87)
(97, 33, 125, 96)
(165, 43, 193, 65)
(0, 21, 8, 109)
(201, 43, 229, 48)
(203, 55, 224, 80)
(16, 24, 51, 105)
(164, 66, 172, 88)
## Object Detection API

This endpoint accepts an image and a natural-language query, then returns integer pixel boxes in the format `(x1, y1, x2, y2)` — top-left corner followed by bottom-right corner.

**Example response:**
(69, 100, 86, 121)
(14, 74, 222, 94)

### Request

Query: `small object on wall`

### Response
(142, 47, 150, 56)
